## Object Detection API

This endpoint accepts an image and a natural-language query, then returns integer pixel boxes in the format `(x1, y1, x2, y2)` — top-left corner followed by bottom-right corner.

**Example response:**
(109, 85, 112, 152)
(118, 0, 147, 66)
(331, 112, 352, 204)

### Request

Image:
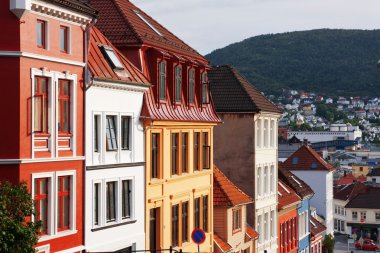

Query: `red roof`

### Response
(88, 26, 149, 85)
(334, 181, 368, 201)
(214, 234, 232, 252)
(310, 216, 326, 237)
(245, 225, 259, 240)
(335, 173, 367, 186)
(213, 165, 253, 207)
(89, 0, 205, 61)
(282, 145, 335, 172)
(278, 180, 301, 210)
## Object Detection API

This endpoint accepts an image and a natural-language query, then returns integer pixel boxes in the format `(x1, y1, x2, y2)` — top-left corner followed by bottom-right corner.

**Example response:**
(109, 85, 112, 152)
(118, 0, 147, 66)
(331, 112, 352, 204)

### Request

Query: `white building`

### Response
(367, 168, 380, 183)
(282, 145, 335, 235)
(84, 27, 150, 252)
(287, 124, 362, 143)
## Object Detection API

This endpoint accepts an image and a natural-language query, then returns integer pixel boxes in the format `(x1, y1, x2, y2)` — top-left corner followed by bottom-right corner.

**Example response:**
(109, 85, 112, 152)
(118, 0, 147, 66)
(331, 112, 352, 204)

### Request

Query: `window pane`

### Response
(122, 180, 131, 219)
(175, 66, 181, 102)
(104, 48, 124, 69)
(203, 195, 208, 232)
(106, 182, 116, 222)
(94, 183, 100, 225)
(40, 198, 47, 232)
(171, 205, 179, 246)
(189, 69, 194, 103)
(159, 62, 166, 100)
(60, 26, 67, 52)
(194, 198, 200, 229)
(94, 115, 99, 152)
(106, 116, 117, 150)
(182, 133, 188, 173)
(151, 133, 159, 179)
(194, 133, 200, 171)
(171, 133, 178, 175)
(121, 116, 131, 150)
(37, 21, 44, 47)
(182, 202, 188, 242)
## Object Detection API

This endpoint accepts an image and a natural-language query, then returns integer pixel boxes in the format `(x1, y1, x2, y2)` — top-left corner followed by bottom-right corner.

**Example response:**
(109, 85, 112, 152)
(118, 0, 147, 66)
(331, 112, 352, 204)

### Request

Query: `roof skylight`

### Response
(279, 181, 290, 194)
(291, 176, 303, 188)
(134, 10, 163, 37)
(100, 45, 124, 70)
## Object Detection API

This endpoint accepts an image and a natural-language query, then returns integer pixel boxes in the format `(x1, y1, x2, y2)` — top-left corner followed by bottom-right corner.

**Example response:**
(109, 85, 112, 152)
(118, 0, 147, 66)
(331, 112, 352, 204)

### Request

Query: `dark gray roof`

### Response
(345, 187, 380, 209)
(278, 165, 314, 199)
(208, 65, 282, 114)
(42, 0, 98, 17)
(367, 168, 380, 177)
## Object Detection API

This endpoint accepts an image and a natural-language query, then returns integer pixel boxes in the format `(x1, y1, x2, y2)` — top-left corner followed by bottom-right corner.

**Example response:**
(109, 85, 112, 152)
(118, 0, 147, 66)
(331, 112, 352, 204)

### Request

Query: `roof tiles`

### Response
(213, 165, 253, 207)
(310, 216, 326, 237)
(333, 181, 368, 201)
(345, 187, 380, 209)
(214, 234, 232, 252)
(278, 179, 301, 210)
(208, 65, 282, 114)
(278, 165, 314, 199)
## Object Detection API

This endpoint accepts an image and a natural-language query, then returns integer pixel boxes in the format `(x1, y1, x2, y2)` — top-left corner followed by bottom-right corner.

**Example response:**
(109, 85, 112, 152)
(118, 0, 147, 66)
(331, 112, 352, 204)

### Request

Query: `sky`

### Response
(133, 0, 380, 55)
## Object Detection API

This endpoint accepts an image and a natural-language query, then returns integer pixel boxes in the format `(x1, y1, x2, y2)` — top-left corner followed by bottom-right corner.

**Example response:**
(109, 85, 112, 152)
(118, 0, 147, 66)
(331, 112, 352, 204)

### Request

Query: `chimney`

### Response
(303, 138, 308, 146)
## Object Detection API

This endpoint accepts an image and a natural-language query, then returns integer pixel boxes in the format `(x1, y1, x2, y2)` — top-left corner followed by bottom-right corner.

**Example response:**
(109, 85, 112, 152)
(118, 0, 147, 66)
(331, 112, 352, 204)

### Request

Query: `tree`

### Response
(323, 233, 335, 253)
(0, 181, 41, 253)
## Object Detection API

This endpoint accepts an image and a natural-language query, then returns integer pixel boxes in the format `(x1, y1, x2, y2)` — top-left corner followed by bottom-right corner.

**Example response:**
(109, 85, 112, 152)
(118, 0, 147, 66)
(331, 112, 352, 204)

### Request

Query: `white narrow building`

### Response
(282, 145, 335, 236)
(84, 27, 150, 252)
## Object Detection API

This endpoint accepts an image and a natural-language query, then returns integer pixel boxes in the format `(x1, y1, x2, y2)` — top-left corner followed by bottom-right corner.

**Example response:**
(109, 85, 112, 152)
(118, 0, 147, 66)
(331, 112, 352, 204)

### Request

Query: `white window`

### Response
(264, 166, 268, 195)
(100, 46, 124, 70)
(93, 115, 101, 152)
(257, 167, 262, 197)
(270, 210, 275, 238)
(257, 214, 262, 244)
(93, 178, 134, 228)
(32, 171, 76, 240)
(264, 119, 268, 148)
(256, 119, 262, 148)
(106, 115, 118, 151)
(270, 120, 275, 147)
(265, 212, 269, 241)
(270, 165, 275, 193)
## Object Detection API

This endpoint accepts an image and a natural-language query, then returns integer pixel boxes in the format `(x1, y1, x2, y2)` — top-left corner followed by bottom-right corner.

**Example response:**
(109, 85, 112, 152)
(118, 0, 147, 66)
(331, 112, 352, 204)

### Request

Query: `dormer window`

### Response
(99, 46, 124, 70)
(201, 72, 208, 104)
(134, 10, 163, 37)
(175, 65, 182, 102)
(311, 162, 318, 169)
(159, 62, 166, 100)
(188, 69, 195, 104)
(292, 157, 299, 165)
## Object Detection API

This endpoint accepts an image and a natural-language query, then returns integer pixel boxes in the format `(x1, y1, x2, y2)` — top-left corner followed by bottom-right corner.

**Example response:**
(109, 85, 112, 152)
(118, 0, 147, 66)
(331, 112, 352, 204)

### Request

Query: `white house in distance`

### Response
(282, 144, 335, 236)
(367, 167, 380, 183)
(84, 27, 150, 252)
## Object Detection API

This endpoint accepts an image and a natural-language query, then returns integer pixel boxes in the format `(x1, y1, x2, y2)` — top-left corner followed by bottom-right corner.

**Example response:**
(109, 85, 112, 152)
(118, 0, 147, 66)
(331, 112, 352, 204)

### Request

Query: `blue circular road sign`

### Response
(191, 228, 206, 244)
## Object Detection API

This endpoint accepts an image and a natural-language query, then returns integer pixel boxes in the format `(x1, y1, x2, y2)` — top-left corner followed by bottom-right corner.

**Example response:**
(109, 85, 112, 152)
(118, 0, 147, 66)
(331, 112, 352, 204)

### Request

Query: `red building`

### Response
(0, 0, 97, 252)
(278, 180, 301, 253)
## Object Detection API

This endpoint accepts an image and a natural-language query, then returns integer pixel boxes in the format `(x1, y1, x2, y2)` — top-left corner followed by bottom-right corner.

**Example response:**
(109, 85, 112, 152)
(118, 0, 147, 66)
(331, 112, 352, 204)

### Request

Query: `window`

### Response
(93, 183, 101, 226)
(106, 116, 117, 151)
(270, 166, 275, 193)
(194, 197, 200, 229)
(100, 46, 124, 70)
(360, 211, 366, 220)
(264, 212, 269, 241)
(151, 133, 160, 179)
(121, 116, 131, 150)
(256, 119, 262, 148)
(149, 208, 159, 252)
(60, 26, 68, 53)
(257, 215, 262, 243)
(34, 77, 49, 133)
(203, 195, 208, 232)
(57, 176, 70, 231)
(232, 208, 242, 231)
(171, 204, 179, 247)
(122, 180, 131, 219)
(201, 72, 208, 104)
(311, 162, 318, 169)
(257, 167, 262, 196)
(264, 120, 268, 147)
(175, 65, 182, 102)
(194, 132, 200, 171)
(182, 133, 188, 173)
(264, 166, 268, 195)
(202, 132, 210, 170)
(182, 202, 189, 242)
(171, 133, 179, 175)
(133, 10, 163, 36)
(292, 157, 299, 165)
(270, 210, 275, 238)
(106, 181, 117, 223)
(94, 115, 100, 152)
(58, 80, 71, 134)
(34, 178, 49, 234)
(352, 211, 358, 220)
(270, 120, 275, 147)
(37, 20, 46, 48)
(376, 213, 380, 221)
(189, 69, 195, 104)
(159, 62, 166, 100)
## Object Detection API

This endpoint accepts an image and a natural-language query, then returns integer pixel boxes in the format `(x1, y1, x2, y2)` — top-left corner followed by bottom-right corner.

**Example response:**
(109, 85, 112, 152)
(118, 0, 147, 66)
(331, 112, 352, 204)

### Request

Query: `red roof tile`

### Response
(89, 26, 149, 85)
(310, 216, 326, 237)
(278, 180, 301, 210)
(282, 145, 335, 172)
(246, 225, 259, 240)
(335, 173, 367, 186)
(89, 0, 205, 61)
(214, 234, 232, 252)
(278, 165, 314, 199)
(213, 165, 253, 207)
(334, 181, 368, 201)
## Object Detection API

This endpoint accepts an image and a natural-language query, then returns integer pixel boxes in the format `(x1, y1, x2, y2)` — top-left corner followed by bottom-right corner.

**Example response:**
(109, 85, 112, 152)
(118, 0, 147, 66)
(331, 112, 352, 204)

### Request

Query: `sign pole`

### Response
(198, 244, 200, 253)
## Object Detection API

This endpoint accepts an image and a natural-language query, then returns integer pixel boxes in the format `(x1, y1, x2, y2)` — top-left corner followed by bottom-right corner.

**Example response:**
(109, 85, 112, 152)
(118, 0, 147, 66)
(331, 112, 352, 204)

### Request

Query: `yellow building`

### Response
(352, 164, 371, 177)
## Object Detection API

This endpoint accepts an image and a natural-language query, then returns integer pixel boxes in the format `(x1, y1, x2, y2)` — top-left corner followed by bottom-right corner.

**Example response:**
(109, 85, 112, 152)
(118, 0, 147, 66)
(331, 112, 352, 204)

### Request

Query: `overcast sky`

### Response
(133, 0, 380, 55)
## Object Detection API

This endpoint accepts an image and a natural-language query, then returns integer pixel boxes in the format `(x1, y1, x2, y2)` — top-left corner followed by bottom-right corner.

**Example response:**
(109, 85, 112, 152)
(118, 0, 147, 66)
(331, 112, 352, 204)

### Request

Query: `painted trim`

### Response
(86, 162, 145, 170)
(55, 245, 85, 253)
(0, 51, 85, 66)
(0, 156, 85, 164)
(90, 219, 137, 232)
(92, 79, 150, 92)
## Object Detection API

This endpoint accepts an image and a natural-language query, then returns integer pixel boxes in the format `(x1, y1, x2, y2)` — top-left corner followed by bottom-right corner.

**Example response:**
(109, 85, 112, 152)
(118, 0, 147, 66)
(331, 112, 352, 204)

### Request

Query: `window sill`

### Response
(39, 229, 77, 242)
(35, 133, 51, 137)
(58, 133, 73, 137)
(91, 219, 137, 232)
(149, 178, 164, 185)
(232, 228, 242, 235)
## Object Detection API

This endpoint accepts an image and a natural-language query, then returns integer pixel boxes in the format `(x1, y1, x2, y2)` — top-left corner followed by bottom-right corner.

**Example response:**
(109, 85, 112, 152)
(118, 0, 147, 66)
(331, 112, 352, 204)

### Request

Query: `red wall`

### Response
(0, 0, 20, 51)
(278, 209, 298, 253)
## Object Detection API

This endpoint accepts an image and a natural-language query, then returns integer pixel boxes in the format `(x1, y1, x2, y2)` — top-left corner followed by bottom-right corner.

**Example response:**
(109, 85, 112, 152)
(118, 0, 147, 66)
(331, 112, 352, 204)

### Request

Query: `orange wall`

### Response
(278, 208, 298, 253)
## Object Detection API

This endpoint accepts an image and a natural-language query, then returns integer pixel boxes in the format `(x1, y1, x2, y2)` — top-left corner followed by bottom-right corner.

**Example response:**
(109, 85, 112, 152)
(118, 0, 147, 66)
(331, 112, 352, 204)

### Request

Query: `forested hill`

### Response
(206, 29, 380, 96)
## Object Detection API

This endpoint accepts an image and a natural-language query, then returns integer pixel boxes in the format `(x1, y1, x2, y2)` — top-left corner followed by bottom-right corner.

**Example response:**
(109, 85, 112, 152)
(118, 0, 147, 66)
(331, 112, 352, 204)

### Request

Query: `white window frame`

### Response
(256, 119, 262, 148)
(32, 170, 77, 242)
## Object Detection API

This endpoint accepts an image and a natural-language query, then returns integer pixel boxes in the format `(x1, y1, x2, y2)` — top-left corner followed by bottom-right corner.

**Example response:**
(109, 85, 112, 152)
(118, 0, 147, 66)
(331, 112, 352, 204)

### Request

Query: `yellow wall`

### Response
(145, 120, 216, 253)
(352, 164, 371, 177)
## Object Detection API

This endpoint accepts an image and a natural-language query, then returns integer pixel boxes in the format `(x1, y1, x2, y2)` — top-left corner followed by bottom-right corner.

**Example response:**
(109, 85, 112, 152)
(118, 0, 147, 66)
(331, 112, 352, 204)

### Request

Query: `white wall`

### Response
(287, 129, 362, 143)
(291, 170, 334, 235)
(333, 199, 348, 234)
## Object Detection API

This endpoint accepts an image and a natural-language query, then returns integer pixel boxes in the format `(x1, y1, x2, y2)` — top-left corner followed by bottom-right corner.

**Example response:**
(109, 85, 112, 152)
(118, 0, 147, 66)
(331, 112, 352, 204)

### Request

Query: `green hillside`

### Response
(206, 29, 380, 96)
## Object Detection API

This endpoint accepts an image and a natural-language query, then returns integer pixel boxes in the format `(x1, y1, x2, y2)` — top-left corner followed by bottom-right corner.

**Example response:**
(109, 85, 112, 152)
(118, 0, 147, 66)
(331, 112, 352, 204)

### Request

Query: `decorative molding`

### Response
(0, 51, 85, 66)
(92, 80, 150, 93)
(86, 162, 145, 171)
(0, 156, 85, 164)
(91, 220, 137, 232)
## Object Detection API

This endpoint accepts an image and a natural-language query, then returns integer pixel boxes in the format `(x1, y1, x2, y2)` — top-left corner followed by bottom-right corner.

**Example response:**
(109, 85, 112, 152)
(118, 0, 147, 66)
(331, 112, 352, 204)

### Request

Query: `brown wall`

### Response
(213, 113, 256, 225)
(214, 207, 228, 241)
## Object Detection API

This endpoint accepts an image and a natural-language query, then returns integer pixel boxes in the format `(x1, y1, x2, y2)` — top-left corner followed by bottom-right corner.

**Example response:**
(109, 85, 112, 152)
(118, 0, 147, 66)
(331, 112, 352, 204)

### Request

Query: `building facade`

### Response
(209, 65, 282, 253)
(0, 0, 97, 252)
(89, 1, 221, 252)
(84, 27, 150, 252)
(309, 216, 326, 253)
(213, 166, 258, 253)
(282, 145, 335, 236)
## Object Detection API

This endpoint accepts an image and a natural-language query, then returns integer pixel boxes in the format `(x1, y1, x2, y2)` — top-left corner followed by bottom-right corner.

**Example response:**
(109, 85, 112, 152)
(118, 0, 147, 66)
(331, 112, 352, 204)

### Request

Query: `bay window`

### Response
(106, 116, 117, 151)
(34, 178, 49, 234)
(57, 176, 70, 231)
(159, 61, 166, 100)
(34, 77, 49, 133)
(189, 69, 195, 104)
(58, 80, 71, 134)
(175, 65, 181, 102)
(106, 181, 117, 223)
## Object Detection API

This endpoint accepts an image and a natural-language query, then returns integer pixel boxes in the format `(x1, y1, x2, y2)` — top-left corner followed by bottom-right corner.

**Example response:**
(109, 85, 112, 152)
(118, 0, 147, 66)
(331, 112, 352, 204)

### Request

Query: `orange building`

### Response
(213, 166, 258, 253)
(278, 180, 301, 253)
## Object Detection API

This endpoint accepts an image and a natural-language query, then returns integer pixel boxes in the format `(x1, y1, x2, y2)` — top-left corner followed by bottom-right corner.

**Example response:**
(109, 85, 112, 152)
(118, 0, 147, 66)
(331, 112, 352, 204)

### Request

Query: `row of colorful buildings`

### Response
(1, 0, 330, 252)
